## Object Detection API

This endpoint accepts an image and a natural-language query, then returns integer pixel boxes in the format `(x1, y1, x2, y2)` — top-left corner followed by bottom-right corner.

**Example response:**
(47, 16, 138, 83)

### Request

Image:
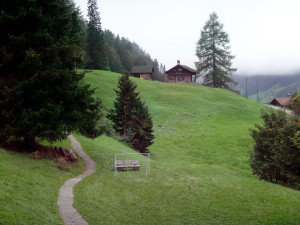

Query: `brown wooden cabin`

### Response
(270, 97, 291, 108)
(165, 60, 196, 83)
(131, 65, 154, 80)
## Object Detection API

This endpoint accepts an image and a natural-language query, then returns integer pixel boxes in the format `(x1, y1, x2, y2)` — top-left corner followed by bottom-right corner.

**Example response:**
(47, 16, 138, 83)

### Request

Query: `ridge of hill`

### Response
(233, 73, 300, 103)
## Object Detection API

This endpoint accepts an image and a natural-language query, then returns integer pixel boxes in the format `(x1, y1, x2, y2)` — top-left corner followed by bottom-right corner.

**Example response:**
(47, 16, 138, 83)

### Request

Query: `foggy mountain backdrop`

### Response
(233, 73, 300, 103)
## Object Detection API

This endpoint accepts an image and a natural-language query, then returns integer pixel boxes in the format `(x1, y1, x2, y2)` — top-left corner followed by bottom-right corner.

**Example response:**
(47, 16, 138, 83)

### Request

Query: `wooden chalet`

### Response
(131, 65, 154, 80)
(165, 60, 196, 83)
(270, 97, 291, 108)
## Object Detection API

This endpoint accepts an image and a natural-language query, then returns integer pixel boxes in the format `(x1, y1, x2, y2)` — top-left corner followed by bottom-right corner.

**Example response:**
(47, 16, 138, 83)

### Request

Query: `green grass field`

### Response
(1, 70, 299, 224)
(0, 139, 85, 225)
(73, 70, 300, 224)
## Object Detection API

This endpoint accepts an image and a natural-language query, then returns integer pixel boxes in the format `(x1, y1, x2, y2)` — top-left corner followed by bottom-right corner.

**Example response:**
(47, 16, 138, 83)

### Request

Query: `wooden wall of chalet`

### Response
(132, 73, 152, 80)
(166, 66, 194, 83)
(167, 74, 192, 83)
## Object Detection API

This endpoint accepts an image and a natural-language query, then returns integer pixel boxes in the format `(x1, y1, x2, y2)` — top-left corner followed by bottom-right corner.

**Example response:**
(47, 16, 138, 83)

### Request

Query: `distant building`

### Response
(270, 96, 291, 108)
(131, 65, 154, 80)
(165, 60, 196, 83)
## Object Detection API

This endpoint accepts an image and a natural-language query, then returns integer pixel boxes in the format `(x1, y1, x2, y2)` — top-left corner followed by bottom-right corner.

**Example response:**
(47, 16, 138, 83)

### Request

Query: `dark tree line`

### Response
(102, 30, 151, 74)
(82, 0, 165, 80)
(101, 30, 165, 80)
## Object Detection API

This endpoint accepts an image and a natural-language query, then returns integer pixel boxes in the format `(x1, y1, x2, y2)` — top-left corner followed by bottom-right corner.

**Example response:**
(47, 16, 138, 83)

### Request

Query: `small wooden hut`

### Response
(165, 60, 196, 83)
(270, 97, 291, 108)
(131, 65, 154, 80)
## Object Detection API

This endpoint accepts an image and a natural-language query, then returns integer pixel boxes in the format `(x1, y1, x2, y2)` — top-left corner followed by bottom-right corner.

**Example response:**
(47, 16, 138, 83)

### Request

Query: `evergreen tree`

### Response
(103, 43, 124, 73)
(159, 63, 167, 82)
(0, 0, 103, 147)
(110, 75, 139, 136)
(291, 93, 300, 115)
(102, 30, 124, 73)
(110, 75, 154, 153)
(102, 30, 158, 75)
(159, 63, 166, 75)
(250, 111, 300, 189)
(195, 12, 237, 89)
(86, 0, 107, 69)
(152, 59, 160, 81)
(131, 101, 154, 153)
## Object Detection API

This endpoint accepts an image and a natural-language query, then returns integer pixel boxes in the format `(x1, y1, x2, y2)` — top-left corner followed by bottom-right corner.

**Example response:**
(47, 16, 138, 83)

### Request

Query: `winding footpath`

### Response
(57, 135, 96, 225)
(264, 104, 294, 115)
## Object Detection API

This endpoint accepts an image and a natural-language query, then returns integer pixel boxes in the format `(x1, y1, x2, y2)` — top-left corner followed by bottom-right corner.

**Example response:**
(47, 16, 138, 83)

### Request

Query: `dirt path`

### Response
(57, 135, 96, 225)
(264, 104, 294, 115)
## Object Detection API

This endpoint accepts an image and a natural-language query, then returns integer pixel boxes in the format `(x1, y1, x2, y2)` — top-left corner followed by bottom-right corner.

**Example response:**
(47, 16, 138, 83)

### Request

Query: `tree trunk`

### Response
(23, 135, 36, 149)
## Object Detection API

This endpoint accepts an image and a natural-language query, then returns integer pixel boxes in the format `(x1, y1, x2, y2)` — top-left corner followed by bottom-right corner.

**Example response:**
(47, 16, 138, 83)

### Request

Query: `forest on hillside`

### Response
(233, 74, 300, 102)
(77, 0, 165, 80)
(102, 30, 165, 80)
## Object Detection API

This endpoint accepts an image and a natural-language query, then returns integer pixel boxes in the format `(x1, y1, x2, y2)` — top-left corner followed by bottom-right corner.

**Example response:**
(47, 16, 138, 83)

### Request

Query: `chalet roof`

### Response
(179, 65, 197, 73)
(165, 64, 196, 75)
(131, 65, 154, 74)
(270, 97, 291, 106)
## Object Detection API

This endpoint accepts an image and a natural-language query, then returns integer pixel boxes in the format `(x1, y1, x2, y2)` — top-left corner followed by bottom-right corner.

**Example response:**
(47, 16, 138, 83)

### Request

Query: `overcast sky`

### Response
(74, 0, 300, 75)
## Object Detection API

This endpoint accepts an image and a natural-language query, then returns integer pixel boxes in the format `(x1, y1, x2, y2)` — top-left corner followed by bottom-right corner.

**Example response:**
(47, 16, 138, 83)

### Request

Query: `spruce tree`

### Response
(131, 101, 154, 153)
(110, 75, 139, 136)
(110, 75, 154, 153)
(195, 12, 237, 89)
(86, 0, 107, 69)
(0, 0, 103, 147)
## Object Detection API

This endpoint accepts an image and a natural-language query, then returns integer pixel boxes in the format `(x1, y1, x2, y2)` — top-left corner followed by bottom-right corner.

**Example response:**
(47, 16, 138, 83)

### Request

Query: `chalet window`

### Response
(178, 74, 185, 81)
(169, 74, 175, 80)
(185, 75, 190, 82)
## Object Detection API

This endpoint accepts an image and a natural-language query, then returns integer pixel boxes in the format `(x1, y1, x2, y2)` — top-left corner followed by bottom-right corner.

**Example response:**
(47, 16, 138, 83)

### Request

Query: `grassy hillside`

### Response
(73, 70, 300, 225)
(0, 140, 85, 225)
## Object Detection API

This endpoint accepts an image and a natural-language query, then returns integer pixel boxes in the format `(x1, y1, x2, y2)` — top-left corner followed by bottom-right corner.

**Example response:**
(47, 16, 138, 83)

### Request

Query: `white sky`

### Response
(74, 0, 300, 75)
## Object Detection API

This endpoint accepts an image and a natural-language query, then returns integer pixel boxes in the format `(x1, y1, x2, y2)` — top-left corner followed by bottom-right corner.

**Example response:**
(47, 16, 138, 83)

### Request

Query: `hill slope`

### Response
(234, 74, 300, 102)
(73, 70, 300, 225)
(0, 140, 85, 225)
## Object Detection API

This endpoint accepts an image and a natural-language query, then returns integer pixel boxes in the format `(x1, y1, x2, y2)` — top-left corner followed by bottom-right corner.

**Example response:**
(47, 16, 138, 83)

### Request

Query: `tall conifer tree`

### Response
(86, 0, 107, 69)
(196, 12, 237, 89)
(110, 75, 154, 153)
(0, 0, 103, 147)
(152, 59, 160, 81)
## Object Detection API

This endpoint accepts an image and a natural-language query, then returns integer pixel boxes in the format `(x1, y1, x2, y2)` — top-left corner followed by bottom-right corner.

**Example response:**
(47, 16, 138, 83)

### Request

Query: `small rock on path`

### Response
(57, 135, 96, 225)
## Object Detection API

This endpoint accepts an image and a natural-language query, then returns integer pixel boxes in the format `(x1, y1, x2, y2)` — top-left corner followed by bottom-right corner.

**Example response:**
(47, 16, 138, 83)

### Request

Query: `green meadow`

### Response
(0, 139, 85, 225)
(73, 71, 300, 224)
(0, 70, 299, 224)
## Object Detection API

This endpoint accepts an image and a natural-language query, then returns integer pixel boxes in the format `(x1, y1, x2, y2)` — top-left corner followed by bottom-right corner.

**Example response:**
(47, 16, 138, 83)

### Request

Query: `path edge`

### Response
(57, 135, 96, 225)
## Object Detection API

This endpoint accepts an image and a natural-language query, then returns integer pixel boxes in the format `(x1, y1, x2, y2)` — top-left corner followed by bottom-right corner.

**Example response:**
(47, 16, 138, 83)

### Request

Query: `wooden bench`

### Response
(115, 160, 140, 171)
